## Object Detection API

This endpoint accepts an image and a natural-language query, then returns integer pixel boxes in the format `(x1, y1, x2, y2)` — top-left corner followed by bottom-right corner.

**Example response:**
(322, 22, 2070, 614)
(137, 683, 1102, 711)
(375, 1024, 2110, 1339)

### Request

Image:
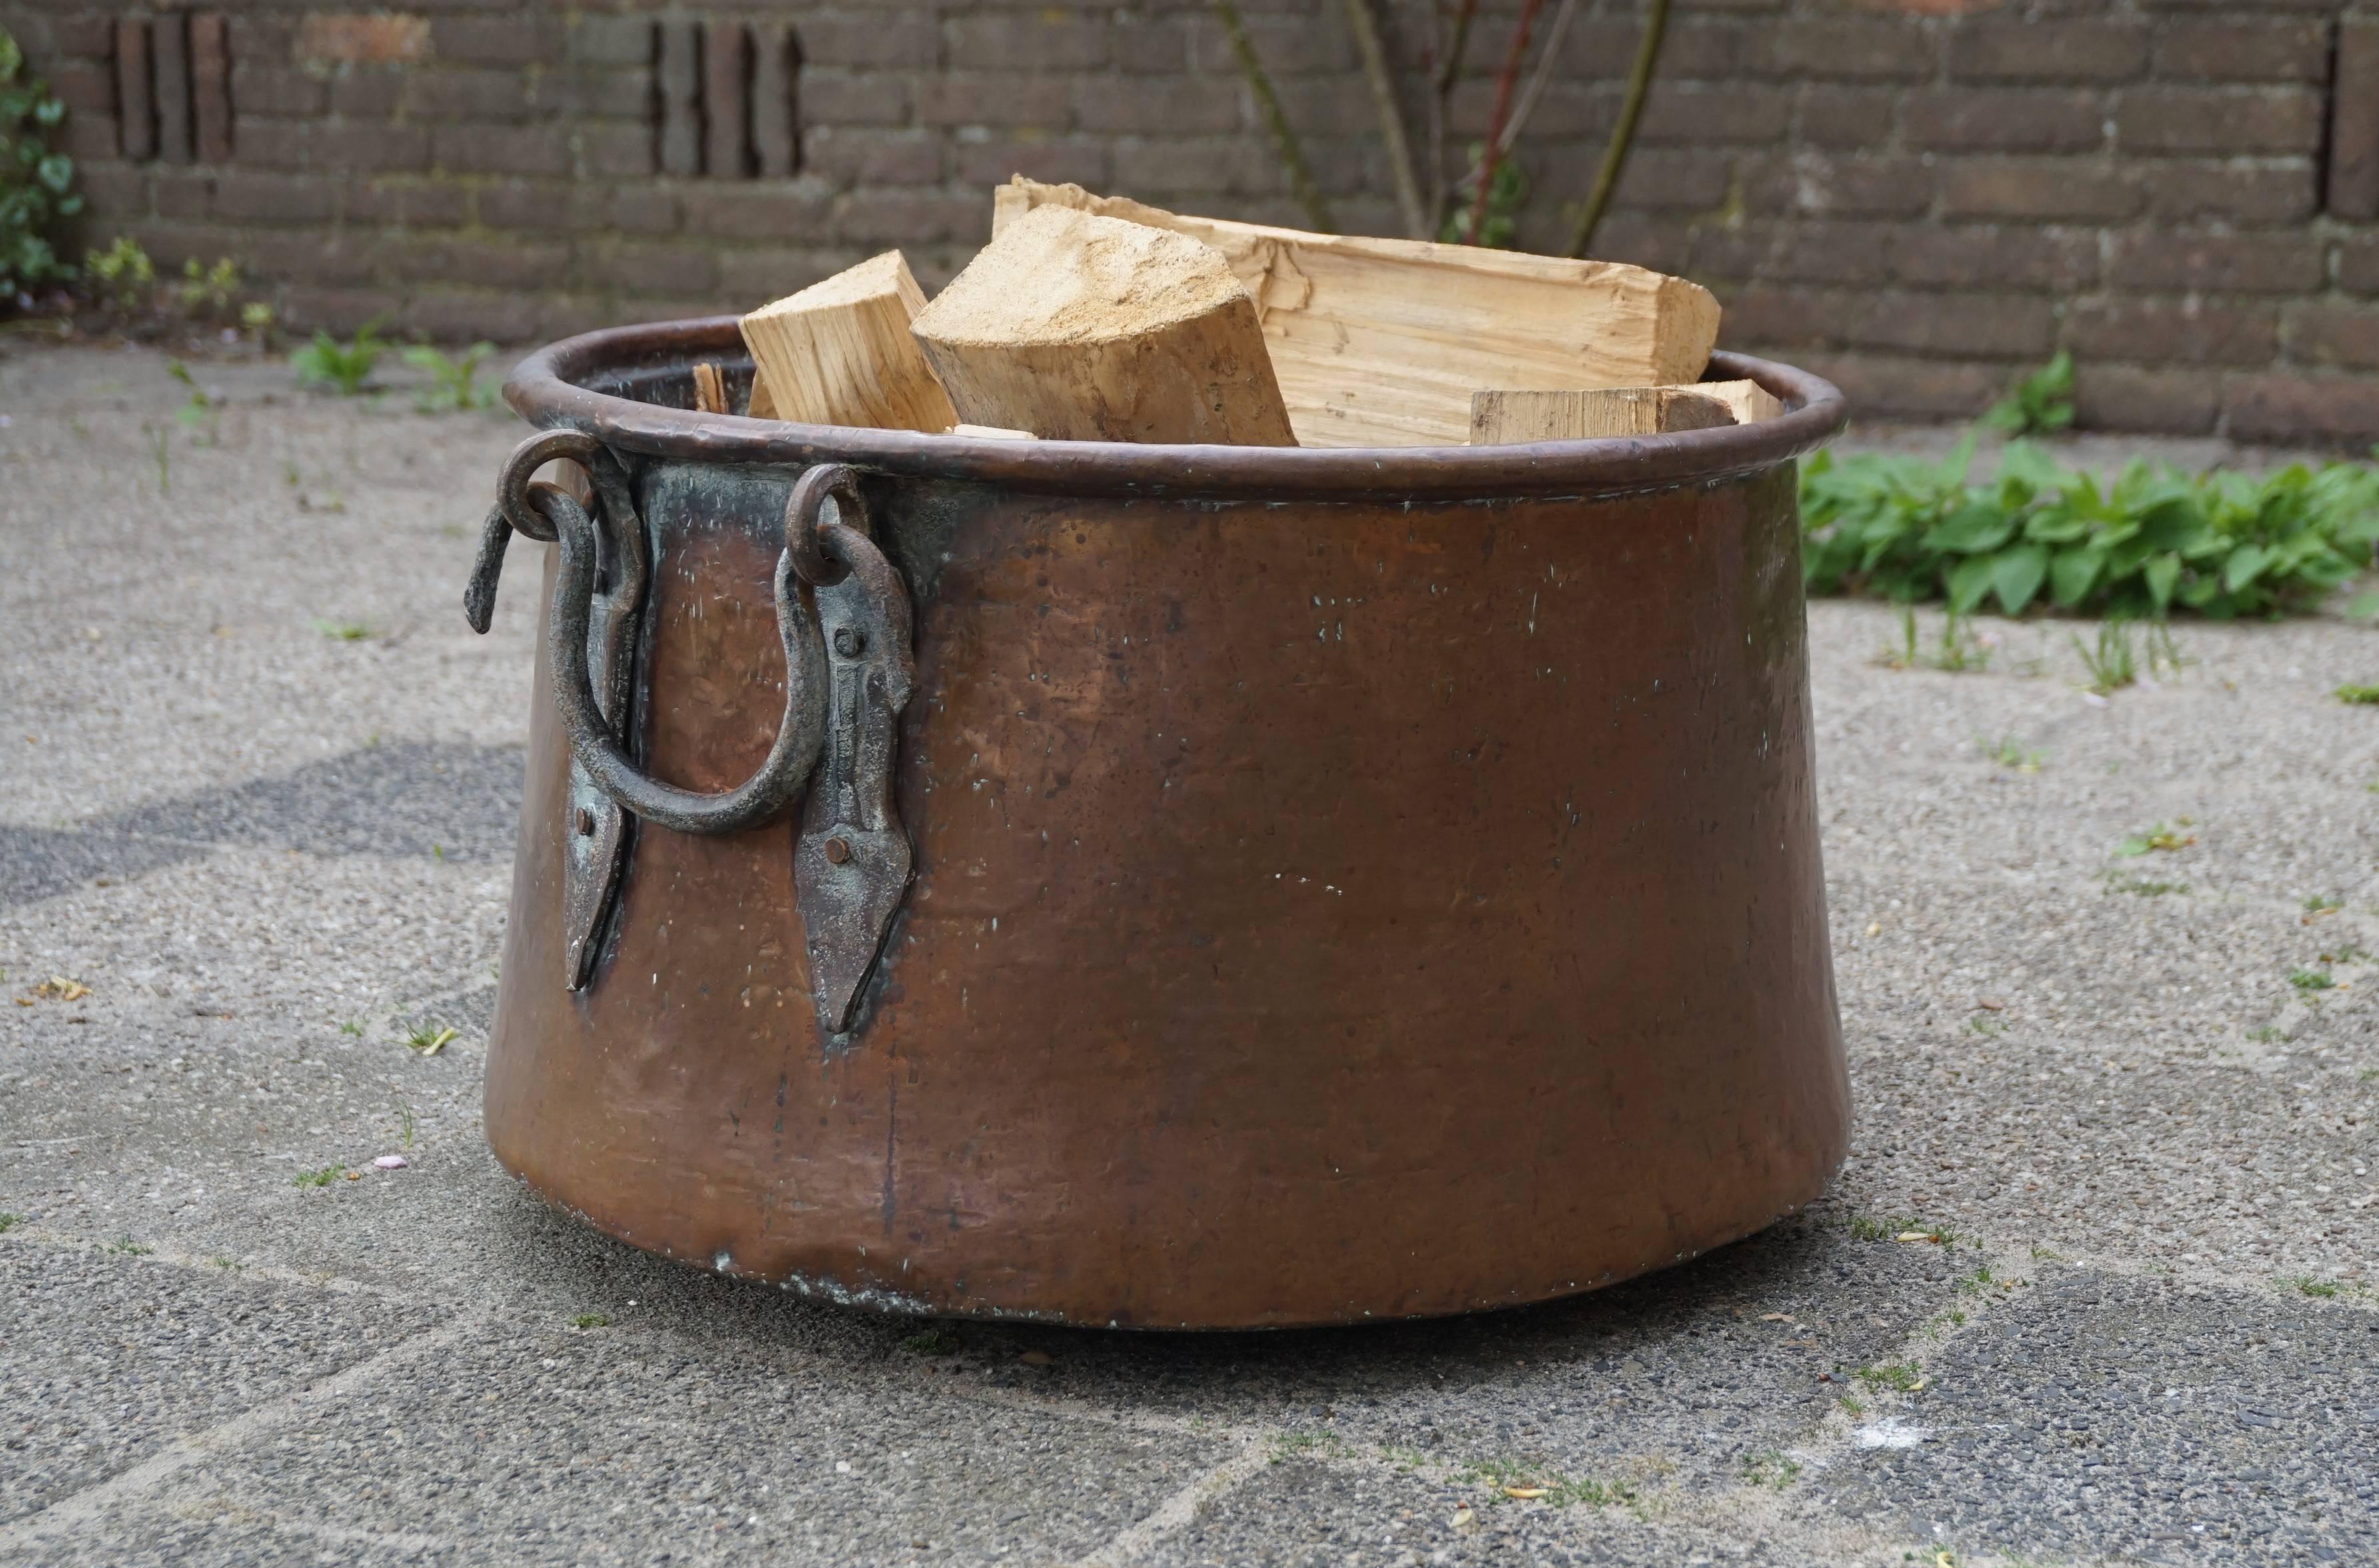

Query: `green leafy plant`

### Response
(177, 255, 242, 318)
(403, 341, 498, 413)
(1878, 606, 1991, 672)
(2288, 967, 2335, 992)
(1983, 352, 2075, 437)
(292, 1165, 342, 1188)
(568, 1312, 611, 1328)
(1802, 435, 2379, 620)
(1441, 142, 1527, 248)
(1854, 1362, 1924, 1394)
(2115, 820, 2195, 858)
(82, 235, 153, 314)
(0, 1212, 21, 1233)
(291, 317, 388, 395)
(404, 1023, 456, 1055)
(0, 27, 81, 302)
(901, 1328, 959, 1354)
(2288, 1276, 2340, 1298)
(107, 1234, 153, 1255)
(314, 619, 372, 642)
(2338, 684, 2379, 706)
(167, 360, 218, 443)
(1979, 736, 2043, 772)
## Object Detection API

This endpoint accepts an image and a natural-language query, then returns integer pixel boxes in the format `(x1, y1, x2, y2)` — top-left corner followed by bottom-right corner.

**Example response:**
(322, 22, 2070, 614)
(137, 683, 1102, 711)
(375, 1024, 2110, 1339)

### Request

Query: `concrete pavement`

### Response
(2, 342, 2374, 1566)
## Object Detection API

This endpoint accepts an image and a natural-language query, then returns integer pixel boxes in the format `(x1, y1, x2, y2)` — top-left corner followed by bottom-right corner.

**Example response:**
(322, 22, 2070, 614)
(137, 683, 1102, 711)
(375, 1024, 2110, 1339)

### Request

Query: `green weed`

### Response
(2304, 895, 2345, 915)
(166, 360, 217, 443)
(107, 1235, 152, 1255)
(1983, 352, 2075, 438)
(1838, 1394, 1865, 1417)
(313, 619, 372, 641)
(338, 1019, 364, 1037)
(1980, 736, 2043, 772)
(2287, 1276, 2340, 1298)
(404, 1024, 457, 1056)
(2102, 873, 2189, 897)
(2336, 684, 2379, 706)
(569, 1312, 611, 1328)
(1742, 1449, 1802, 1489)
(404, 341, 498, 413)
(291, 317, 388, 395)
(2246, 1026, 2292, 1045)
(0, 1212, 21, 1234)
(901, 1328, 959, 1355)
(2115, 820, 2195, 858)
(1462, 1457, 1632, 1508)
(1879, 607, 1991, 672)
(2289, 967, 2336, 993)
(1855, 1362, 1924, 1394)
(81, 235, 153, 312)
(292, 1165, 341, 1188)
(2075, 621, 2138, 694)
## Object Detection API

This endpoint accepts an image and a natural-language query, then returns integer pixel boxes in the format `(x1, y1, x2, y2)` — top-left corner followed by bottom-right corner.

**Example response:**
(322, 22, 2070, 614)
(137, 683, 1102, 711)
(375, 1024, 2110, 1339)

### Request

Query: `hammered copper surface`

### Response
(484, 327, 1850, 1328)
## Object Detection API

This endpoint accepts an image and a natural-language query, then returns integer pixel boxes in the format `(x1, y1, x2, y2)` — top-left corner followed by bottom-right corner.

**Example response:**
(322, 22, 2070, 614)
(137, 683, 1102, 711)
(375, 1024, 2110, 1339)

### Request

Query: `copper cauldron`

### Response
(469, 319, 1852, 1329)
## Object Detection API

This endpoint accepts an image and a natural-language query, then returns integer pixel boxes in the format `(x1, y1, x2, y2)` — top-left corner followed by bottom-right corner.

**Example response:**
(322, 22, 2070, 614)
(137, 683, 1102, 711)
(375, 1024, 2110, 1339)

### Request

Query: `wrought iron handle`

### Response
(538, 482, 830, 836)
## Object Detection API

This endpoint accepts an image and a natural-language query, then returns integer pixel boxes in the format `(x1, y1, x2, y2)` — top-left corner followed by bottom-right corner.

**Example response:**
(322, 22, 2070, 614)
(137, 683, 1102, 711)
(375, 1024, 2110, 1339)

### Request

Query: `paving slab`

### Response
(3, 340, 2377, 1564)
(1814, 1268, 2379, 1567)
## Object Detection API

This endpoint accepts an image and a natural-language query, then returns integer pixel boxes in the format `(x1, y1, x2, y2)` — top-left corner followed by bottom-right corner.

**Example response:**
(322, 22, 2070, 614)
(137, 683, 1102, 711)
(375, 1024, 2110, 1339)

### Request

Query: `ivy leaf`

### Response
(1945, 554, 1997, 615)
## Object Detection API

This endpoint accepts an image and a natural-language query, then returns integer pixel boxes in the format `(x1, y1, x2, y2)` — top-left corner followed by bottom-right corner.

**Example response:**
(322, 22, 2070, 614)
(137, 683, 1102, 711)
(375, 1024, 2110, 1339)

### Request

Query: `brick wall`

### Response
(7, 0, 2379, 441)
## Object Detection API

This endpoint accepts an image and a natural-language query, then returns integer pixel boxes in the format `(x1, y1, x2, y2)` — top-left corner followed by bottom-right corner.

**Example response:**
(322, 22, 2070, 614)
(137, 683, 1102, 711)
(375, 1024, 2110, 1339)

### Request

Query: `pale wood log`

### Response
(1700, 378, 1786, 425)
(1469, 386, 1734, 445)
(745, 371, 777, 420)
(992, 178, 1720, 448)
(739, 251, 959, 432)
(910, 205, 1296, 445)
(950, 424, 1036, 440)
(690, 361, 727, 415)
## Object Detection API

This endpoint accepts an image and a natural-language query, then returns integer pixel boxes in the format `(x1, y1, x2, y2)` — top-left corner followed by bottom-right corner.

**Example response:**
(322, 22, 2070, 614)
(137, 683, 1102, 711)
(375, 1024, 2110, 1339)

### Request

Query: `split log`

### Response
(1700, 378, 1786, 425)
(909, 204, 1296, 445)
(992, 178, 1720, 448)
(739, 251, 958, 431)
(1469, 386, 1735, 445)
(690, 361, 727, 415)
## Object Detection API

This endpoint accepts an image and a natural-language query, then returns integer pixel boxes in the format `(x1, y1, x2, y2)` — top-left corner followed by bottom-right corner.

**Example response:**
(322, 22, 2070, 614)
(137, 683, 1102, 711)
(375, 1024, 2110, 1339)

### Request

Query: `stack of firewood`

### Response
(710, 177, 1776, 447)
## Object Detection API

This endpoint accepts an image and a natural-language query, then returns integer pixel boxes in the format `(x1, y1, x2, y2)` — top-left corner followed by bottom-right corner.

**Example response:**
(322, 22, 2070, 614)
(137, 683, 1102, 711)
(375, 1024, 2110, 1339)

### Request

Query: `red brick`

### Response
(278, 286, 408, 334)
(563, 15, 655, 69)
(1947, 20, 2147, 83)
(1760, 222, 1903, 286)
(432, 124, 571, 178)
(952, 135, 1108, 191)
(432, 15, 561, 67)
(47, 61, 115, 117)
(831, 188, 983, 246)
(609, 188, 679, 236)
(236, 118, 430, 173)
(328, 69, 404, 120)
(2065, 299, 2278, 368)
(801, 71, 915, 130)
(1762, 20, 1938, 81)
(294, 14, 430, 65)
(1935, 156, 2141, 220)
(1746, 155, 1935, 218)
(1889, 226, 2099, 290)
(1636, 84, 1795, 146)
(2282, 304, 2379, 374)
(2117, 87, 2322, 156)
(228, 66, 327, 119)
(65, 116, 123, 163)
(346, 176, 471, 227)
(1113, 16, 1190, 74)
(1187, 11, 1348, 76)
(2071, 366, 2220, 435)
(805, 127, 946, 187)
(214, 171, 342, 224)
(586, 243, 721, 298)
(1716, 285, 1865, 350)
(2332, 19, 2379, 220)
(403, 67, 543, 123)
(2222, 374, 2379, 445)
(155, 170, 213, 222)
(2151, 19, 2328, 83)
(1795, 86, 1901, 150)
(535, 67, 660, 123)
(2107, 230, 2326, 294)
(578, 125, 655, 180)
(1848, 292, 2055, 358)
(715, 248, 872, 304)
(948, 14, 1110, 72)
(1073, 76, 1240, 134)
(679, 182, 837, 242)
(2338, 237, 2379, 298)
(408, 288, 545, 343)
(1795, 352, 2008, 422)
(388, 236, 570, 291)
(477, 180, 573, 233)
(1572, 213, 1694, 278)
(191, 13, 233, 163)
(2140, 160, 2318, 226)
(775, 12, 930, 73)
(1903, 89, 2106, 152)
(1609, 150, 1736, 212)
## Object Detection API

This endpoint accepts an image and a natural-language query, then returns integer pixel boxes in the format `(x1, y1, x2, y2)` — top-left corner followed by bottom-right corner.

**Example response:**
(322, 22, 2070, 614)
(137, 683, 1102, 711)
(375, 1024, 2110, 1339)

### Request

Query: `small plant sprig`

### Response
(2114, 820, 2195, 858)
(1877, 606, 1992, 672)
(1, 28, 83, 300)
(291, 317, 388, 395)
(1979, 736, 2043, 772)
(81, 235, 153, 313)
(1983, 351, 2075, 438)
(402, 341, 498, 413)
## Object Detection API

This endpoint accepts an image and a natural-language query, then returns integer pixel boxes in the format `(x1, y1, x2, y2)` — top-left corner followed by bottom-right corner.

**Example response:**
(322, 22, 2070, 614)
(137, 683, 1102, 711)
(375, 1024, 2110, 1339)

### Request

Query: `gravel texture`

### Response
(3, 342, 2376, 1566)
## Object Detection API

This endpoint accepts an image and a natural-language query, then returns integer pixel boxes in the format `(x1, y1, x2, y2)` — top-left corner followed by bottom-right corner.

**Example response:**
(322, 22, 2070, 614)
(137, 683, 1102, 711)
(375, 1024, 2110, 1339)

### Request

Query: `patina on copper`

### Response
(478, 318, 1853, 1329)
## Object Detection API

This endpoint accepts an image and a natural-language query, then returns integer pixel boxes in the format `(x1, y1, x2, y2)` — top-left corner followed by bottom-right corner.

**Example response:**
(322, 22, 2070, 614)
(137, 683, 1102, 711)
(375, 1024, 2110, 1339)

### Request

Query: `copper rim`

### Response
(504, 316, 1848, 502)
